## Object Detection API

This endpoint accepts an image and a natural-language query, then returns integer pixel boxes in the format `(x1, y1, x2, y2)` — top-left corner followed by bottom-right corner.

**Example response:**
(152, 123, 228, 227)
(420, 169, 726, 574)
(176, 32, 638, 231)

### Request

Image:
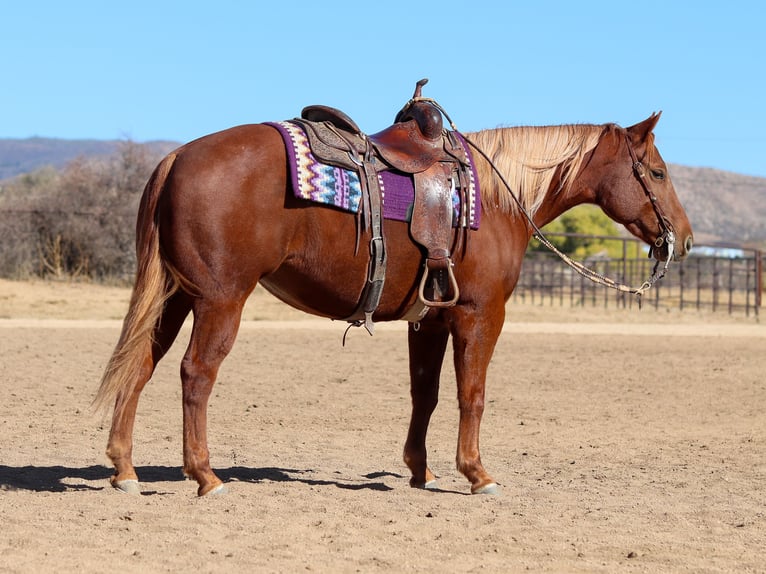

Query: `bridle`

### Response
(625, 133, 677, 271)
(456, 125, 677, 301)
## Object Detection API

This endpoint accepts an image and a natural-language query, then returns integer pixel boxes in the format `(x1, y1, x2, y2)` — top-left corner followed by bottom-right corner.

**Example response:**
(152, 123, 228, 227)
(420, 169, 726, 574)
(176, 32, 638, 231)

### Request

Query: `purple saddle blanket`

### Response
(266, 120, 480, 229)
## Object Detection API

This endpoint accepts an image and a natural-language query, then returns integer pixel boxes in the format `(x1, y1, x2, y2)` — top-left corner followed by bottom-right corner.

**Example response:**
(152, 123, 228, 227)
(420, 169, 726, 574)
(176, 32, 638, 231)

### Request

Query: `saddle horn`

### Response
(413, 78, 428, 98)
(394, 78, 442, 140)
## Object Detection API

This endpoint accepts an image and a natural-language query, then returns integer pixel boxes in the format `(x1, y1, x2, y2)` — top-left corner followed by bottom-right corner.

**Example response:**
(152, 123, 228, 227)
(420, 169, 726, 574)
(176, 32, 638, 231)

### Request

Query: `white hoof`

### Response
(472, 482, 500, 495)
(200, 483, 228, 496)
(113, 479, 141, 495)
(411, 479, 439, 490)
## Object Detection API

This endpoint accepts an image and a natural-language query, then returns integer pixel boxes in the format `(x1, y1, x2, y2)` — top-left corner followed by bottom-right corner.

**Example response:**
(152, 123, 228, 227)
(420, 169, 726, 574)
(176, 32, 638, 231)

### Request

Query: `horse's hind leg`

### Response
(180, 297, 246, 496)
(403, 321, 450, 489)
(106, 291, 192, 492)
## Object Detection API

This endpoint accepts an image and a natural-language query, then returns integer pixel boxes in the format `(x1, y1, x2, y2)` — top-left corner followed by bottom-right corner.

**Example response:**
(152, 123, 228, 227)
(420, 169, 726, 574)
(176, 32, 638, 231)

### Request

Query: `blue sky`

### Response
(3, 1, 764, 177)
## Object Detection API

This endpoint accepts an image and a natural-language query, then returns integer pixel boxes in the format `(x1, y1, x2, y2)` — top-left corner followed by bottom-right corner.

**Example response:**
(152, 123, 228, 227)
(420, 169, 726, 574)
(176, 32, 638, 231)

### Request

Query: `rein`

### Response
(422, 98, 676, 302)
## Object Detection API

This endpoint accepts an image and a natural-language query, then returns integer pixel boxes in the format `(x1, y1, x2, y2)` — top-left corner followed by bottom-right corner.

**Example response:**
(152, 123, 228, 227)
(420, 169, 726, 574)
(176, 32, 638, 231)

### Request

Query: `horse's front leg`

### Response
(404, 321, 450, 489)
(450, 306, 505, 494)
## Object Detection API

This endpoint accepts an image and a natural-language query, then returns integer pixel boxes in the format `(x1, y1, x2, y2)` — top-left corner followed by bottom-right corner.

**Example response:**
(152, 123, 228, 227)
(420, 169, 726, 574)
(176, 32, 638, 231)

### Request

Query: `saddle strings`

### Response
(424, 98, 673, 303)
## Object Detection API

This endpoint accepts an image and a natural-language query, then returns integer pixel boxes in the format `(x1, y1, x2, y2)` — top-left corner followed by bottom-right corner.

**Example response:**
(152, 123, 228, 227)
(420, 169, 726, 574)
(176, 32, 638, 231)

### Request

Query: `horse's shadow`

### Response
(0, 464, 403, 494)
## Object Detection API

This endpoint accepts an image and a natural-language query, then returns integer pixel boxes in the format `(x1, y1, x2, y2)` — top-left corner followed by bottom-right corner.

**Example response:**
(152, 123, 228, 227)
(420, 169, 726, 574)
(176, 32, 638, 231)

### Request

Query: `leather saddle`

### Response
(300, 82, 466, 174)
(290, 79, 473, 332)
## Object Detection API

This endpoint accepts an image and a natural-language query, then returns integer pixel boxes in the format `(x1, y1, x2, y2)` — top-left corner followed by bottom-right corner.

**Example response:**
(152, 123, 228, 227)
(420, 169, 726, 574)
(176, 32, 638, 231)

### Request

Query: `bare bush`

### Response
(0, 142, 164, 281)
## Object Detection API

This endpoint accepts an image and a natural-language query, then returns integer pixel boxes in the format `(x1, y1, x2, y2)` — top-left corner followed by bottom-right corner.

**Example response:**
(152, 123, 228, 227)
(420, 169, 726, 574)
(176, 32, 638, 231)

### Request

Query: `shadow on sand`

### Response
(0, 464, 405, 494)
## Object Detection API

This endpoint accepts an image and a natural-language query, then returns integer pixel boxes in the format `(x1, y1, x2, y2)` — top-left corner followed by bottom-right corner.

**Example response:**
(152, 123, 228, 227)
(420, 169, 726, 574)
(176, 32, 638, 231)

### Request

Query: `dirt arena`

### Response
(1, 279, 764, 573)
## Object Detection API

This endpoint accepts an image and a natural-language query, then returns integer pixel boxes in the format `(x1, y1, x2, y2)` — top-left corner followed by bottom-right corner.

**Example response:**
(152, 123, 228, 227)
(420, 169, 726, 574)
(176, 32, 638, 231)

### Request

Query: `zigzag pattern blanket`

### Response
(267, 120, 480, 229)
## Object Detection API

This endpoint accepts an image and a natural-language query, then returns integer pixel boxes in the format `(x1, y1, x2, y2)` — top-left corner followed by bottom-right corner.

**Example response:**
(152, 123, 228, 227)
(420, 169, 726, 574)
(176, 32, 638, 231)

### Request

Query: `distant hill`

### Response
(0, 137, 179, 180)
(1, 137, 764, 246)
(669, 165, 766, 246)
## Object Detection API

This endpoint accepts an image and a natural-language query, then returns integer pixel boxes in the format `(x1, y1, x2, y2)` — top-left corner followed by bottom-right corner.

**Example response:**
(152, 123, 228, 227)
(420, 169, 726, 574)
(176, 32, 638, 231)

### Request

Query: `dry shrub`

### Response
(0, 142, 164, 281)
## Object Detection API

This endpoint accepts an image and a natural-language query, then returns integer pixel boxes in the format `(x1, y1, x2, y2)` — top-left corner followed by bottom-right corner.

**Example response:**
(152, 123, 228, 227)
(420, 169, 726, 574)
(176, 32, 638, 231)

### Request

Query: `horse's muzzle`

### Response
(681, 235, 694, 258)
(653, 233, 693, 262)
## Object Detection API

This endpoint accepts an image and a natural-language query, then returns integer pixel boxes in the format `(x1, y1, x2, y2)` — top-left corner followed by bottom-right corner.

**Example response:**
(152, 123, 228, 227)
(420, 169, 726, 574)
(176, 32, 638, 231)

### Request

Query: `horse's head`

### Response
(591, 113, 693, 261)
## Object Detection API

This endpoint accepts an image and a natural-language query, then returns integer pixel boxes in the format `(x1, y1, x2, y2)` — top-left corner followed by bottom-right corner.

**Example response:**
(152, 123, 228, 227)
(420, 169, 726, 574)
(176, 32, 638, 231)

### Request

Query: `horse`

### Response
(94, 108, 693, 496)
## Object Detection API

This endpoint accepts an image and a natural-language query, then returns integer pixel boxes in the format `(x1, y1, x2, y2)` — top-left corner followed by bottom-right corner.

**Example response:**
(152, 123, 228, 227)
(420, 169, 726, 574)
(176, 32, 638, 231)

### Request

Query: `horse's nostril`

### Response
(685, 236, 694, 253)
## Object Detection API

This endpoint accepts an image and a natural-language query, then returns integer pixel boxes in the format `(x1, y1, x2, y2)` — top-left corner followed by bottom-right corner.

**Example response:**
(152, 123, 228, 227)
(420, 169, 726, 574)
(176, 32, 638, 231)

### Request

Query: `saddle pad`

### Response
(266, 121, 480, 229)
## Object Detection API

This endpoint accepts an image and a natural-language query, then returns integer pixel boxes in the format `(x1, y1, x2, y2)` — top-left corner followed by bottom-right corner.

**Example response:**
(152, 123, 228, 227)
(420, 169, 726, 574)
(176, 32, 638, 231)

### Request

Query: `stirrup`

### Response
(417, 260, 460, 308)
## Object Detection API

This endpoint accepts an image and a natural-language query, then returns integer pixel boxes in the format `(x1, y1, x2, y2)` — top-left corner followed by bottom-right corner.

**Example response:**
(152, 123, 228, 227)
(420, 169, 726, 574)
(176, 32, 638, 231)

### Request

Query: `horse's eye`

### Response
(651, 169, 665, 181)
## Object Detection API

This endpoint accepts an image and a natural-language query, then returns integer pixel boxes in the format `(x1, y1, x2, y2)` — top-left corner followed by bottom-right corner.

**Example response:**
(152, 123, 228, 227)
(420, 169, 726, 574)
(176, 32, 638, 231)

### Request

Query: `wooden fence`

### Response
(512, 234, 763, 317)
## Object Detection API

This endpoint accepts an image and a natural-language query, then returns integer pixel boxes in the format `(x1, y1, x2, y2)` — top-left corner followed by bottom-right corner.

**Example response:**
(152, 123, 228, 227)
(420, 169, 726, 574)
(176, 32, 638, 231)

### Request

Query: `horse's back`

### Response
(170, 123, 288, 203)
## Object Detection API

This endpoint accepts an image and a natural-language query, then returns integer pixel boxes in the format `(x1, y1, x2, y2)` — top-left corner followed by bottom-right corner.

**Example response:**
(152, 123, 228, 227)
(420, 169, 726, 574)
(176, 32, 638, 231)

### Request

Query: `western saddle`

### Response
(290, 79, 474, 334)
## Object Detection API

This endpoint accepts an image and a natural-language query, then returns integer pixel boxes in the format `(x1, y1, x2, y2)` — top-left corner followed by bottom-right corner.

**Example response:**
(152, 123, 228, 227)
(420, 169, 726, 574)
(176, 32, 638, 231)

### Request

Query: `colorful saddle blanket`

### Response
(267, 120, 481, 229)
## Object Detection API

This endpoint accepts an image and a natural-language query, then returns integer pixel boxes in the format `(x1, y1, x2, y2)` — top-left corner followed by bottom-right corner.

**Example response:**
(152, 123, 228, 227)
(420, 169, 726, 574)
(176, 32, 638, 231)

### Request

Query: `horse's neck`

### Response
(529, 176, 586, 229)
(531, 148, 600, 229)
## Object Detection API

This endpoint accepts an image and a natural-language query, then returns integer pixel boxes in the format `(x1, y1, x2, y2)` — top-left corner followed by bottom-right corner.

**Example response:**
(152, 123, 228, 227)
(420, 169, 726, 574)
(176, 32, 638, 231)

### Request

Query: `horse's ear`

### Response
(626, 111, 662, 143)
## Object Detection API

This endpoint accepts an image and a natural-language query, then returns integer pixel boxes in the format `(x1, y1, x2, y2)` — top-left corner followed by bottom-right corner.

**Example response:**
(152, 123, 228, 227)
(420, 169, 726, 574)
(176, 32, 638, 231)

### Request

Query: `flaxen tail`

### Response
(93, 153, 179, 415)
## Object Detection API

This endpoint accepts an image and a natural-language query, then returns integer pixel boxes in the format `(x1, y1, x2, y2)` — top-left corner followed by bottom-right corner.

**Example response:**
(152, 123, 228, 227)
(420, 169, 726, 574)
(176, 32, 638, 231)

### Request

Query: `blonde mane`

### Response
(468, 124, 606, 216)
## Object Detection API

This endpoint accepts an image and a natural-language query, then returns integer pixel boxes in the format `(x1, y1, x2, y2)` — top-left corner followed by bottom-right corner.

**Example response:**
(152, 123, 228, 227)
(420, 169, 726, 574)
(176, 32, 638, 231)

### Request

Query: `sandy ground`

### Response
(0, 279, 764, 573)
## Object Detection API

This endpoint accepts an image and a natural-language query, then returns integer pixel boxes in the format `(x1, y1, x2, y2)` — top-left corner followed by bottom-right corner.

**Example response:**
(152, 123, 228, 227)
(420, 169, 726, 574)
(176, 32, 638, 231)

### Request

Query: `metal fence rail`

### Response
(512, 234, 762, 317)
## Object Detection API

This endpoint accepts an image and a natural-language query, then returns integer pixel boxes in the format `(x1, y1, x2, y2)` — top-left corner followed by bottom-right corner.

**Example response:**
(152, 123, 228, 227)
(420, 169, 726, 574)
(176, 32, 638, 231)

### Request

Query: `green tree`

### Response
(529, 204, 624, 258)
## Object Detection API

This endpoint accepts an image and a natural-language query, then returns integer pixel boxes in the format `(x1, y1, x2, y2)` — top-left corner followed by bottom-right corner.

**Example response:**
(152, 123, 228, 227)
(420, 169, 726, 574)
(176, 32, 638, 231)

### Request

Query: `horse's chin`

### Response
(651, 245, 666, 261)
(652, 244, 685, 263)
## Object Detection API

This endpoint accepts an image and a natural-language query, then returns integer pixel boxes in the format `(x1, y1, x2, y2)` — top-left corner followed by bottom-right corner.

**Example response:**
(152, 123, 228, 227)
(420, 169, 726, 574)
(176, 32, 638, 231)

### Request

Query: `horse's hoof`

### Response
(472, 482, 500, 495)
(198, 483, 227, 497)
(410, 478, 438, 490)
(113, 479, 141, 495)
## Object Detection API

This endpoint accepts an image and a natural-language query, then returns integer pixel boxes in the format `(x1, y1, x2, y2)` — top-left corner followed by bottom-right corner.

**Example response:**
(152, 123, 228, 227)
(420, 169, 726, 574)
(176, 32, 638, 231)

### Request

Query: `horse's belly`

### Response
(260, 220, 423, 321)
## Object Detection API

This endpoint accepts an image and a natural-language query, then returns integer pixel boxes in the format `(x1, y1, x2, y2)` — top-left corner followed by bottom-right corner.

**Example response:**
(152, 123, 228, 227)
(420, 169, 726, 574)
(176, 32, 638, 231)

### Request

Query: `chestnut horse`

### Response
(95, 111, 693, 496)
